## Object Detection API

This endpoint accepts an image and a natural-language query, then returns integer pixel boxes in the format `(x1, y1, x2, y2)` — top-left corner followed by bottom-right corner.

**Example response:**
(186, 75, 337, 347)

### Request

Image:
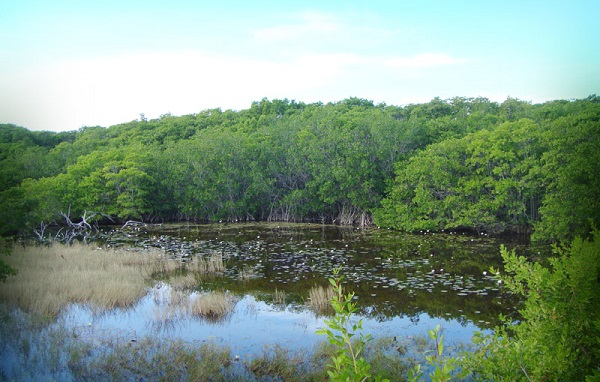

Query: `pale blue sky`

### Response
(1, 0, 598, 131)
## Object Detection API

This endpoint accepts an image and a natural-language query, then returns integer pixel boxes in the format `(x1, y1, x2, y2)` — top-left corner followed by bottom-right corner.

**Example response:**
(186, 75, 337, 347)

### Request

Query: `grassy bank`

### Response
(0, 242, 227, 317)
(0, 242, 159, 316)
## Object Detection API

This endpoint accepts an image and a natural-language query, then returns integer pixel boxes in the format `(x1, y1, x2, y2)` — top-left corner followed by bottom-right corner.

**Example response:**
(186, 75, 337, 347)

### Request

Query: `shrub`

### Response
(463, 231, 600, 380)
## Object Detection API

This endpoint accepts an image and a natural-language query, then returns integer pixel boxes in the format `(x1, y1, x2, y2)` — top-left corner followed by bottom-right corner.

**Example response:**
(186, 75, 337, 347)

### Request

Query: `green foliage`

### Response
(316, 271, 460, 382)
(0, 186, 32, 236)
(533, 106, 600, 242)
(1, 96, 598, 243)
(316, 269, 389, 382)
(376, 98, 599, 242)
(463, 231, 600, 380)
(375, 119, 545, 234)
(407, 325, 457, 382)
(0, 237, 17, 282)
(424, 325, 457, 381)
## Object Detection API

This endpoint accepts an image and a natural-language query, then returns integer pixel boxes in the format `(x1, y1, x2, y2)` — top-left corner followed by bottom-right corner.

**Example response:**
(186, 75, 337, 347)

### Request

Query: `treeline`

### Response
(1, 96, 599, 242)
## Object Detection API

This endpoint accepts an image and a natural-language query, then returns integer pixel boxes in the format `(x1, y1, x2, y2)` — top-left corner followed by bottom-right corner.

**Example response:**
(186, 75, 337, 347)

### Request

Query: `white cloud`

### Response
(0, 49, 374, 131)
(384, 53, 468, 69)
(252, 11, 339, 43)
(0, 6, 471, 132)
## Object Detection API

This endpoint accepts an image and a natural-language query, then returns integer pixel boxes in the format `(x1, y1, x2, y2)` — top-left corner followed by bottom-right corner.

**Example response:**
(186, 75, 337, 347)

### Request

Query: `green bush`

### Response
(463, 231, 600, 380)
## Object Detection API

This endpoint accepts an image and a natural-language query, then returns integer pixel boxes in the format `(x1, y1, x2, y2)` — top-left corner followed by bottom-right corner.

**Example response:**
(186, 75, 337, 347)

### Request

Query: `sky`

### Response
(1, 0, 598, 132)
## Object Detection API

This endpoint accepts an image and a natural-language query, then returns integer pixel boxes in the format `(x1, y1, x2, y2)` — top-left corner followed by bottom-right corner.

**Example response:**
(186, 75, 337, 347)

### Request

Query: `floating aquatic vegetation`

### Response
(96, 222, 524, 326)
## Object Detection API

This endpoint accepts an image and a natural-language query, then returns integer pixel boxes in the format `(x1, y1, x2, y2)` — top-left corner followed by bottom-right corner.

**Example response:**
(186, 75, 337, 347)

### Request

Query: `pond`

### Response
(66, 223, 529, 359)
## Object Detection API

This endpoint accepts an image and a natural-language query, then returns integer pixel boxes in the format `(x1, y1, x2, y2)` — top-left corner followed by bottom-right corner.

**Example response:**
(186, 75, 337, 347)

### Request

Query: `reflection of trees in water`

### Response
(101, 223, 525, 328)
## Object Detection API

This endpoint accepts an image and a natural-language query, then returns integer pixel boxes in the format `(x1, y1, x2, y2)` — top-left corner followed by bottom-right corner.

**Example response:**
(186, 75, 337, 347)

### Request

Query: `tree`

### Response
(375, 119, 545, 234)
(533, 106, 600, 242)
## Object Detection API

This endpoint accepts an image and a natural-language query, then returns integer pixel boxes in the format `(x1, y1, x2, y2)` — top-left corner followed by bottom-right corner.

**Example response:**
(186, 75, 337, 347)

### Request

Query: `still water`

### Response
(64, 223, 529, 358)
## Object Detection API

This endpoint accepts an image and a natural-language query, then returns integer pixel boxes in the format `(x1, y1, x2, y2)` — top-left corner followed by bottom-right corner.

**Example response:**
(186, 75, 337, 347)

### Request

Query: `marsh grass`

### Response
(196, 251, 225, 273)
(190, 291, 237, 321)
(0, 242, 229, 317)
(167, 273, 198, 289)
(238, 265, 256, 281)
(364, 336, 411, 379)
(0, 242, 159, 316)
(307, 284, 336, 314)
(247, 345, 306, 381)
(149, 284, 190, 327)
(72, 336, 236, 381)
(154, 252, 224, 276)
(273, 288, 286, 305)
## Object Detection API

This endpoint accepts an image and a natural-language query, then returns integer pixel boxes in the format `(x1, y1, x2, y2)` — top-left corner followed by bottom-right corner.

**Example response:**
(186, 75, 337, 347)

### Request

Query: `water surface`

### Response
(68, 223, 528, 358)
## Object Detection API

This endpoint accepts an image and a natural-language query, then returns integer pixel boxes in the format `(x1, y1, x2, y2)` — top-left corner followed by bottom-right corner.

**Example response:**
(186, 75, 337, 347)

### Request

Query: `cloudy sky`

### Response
(1, 0, 598, 132)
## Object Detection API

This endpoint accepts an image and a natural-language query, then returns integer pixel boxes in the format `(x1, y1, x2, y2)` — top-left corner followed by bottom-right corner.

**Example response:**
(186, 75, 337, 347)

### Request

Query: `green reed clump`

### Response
(408, 325, 457, 382)
(365, 336, 410, 380)
(74, 338, 235, 381)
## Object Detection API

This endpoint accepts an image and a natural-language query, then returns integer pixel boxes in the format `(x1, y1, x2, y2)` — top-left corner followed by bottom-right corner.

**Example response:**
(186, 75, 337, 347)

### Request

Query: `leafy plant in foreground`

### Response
(316, 269, 389, 381)
(463, 231, 600, 380)
(408, 325, 457, 382)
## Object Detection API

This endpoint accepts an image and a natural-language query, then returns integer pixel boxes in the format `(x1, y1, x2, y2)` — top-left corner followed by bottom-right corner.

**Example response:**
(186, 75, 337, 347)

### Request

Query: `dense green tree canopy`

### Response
(0, 96, 598, 243)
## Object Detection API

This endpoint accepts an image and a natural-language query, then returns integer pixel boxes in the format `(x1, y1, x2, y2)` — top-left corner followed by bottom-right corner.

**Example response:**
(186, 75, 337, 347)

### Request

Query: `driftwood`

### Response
(121, 220, 147, 229)
(57, 210, 95, 243)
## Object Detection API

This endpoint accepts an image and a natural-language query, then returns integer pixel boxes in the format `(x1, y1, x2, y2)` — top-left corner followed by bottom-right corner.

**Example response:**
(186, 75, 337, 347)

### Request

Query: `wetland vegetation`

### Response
(0, 223, 518, 379)
(1, 95, 599, 380)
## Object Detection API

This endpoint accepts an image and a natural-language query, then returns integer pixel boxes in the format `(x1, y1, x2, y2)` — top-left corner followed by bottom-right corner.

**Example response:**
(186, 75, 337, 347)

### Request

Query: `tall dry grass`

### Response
(197, 252, 225, 273)
(167, 273, 198, 290)
(273, 288, 286, 305)
(0, 242, 161, 316)
(0, 242, 228, 317)
(150, 285, 238, 325)
(189, 291, 237, 321)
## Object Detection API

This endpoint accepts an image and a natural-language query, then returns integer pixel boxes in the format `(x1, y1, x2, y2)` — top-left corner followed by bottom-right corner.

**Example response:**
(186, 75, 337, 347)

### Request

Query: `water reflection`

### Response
(64, 291, 486, 358)
(78, 223, 528, 355)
